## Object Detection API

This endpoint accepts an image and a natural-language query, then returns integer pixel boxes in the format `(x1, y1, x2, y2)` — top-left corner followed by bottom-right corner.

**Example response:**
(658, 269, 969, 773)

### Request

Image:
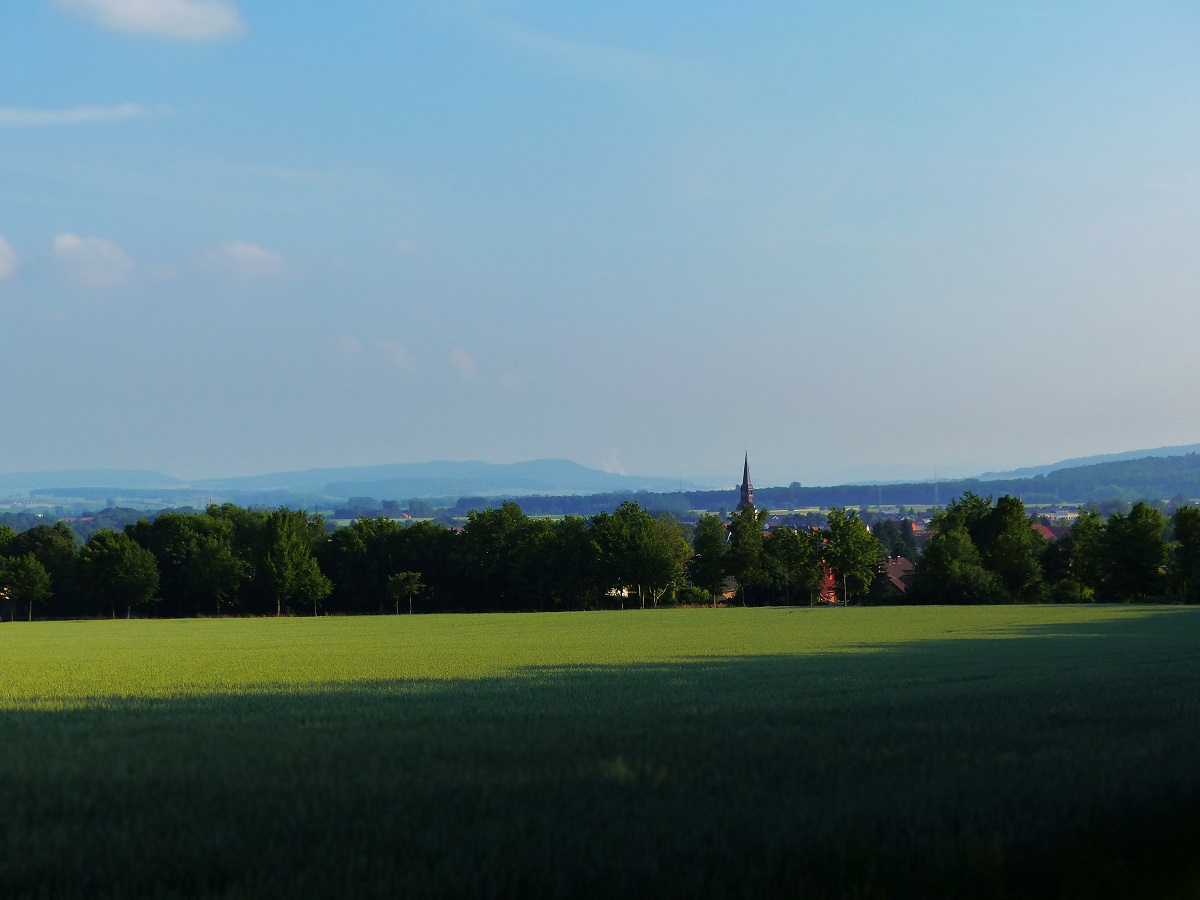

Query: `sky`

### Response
(2, 1, 1199, 488)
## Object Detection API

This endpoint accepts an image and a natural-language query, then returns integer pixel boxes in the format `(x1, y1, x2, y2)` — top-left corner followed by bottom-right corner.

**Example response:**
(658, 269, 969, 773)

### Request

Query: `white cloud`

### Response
(449, 346, 477, 379)
(0, 237, 17, 279)
(57, 0, 245, 42)
(376, 339, 416, 371)
(211, 240, 284, 278)
(52, 233, 133, 287)
(0, 103, 157, 128)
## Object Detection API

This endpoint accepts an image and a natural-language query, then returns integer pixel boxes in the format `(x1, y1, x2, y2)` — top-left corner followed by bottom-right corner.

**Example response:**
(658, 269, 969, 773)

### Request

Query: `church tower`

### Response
(737, 452, 755, 511)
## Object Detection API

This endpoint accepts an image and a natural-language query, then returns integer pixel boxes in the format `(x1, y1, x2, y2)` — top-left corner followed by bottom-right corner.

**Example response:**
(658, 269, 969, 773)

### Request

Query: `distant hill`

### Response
(2, 459, 703, 505)
(0, 469, 182, 494)
(192, 459, 698, 498)
(6, 447, 1200, 513)
(978, 443, 1200, 480)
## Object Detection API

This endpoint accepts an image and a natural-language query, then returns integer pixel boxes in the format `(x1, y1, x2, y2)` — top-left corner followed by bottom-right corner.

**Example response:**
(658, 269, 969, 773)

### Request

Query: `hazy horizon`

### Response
(3, 2, 1199, 487)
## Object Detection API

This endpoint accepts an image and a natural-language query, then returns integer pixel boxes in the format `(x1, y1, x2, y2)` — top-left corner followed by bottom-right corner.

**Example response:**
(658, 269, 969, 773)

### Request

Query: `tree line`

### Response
(912, 493, 1200, 604)
(1, 494, 1198, 621)
(0, 501, 879, 620)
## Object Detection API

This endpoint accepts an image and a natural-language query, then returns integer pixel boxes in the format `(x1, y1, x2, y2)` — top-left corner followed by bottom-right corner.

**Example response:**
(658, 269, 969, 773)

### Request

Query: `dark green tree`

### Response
(727, 505, 769, 605)
(763, 526, 823, 605)
(395, 521, 457, 611)
(127, 512, 246, 617)
(1102, 501, 1166, 601)
(205, 504, 271, 614)
(689, 514, 729, 606)
(0, 553, 52, 621)
(457, 502, 550, 611)
(261, 508, 332, 616)
(8, 523, 81, 616)
(912, 524, 1005, 604)
(387, 571, 425, 614)
(592, 501, 652, 609)
(1171, 506, 1200, 602)
(543, 515, 602, 610)
(976, 496, 1047, 602)
(643, 514, 692, 608)
(324, 516, 409, 613)
(81, 529, 160, 619)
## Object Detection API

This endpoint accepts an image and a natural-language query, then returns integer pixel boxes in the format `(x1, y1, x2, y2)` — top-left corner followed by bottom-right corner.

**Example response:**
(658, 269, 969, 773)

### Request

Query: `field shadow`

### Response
(2, 610, 1199, 898)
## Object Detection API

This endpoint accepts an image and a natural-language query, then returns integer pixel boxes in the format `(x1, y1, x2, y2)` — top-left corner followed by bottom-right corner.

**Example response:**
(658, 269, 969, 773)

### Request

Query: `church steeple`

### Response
(737, 451, 755, 511)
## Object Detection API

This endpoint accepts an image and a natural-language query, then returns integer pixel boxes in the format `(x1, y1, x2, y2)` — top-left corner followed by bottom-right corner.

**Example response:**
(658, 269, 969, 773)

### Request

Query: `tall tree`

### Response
(912, 524, 1005, 604)
(643, 514, 692, 608)
(544, 515, 602, 610)
(261, 509, 332, 616)
(823, 507, 882, 603)
(8, 523, 81, 617)
(727, 505, 769, 605)
(127, 513, 246, 617)
(81, 530, 160, 619)
(387, 571, 425, 614)
(0, 553, 52, 621)
(763, 526, 823, 605)
(1171, 506, 1200, 602)
(976, 496, 1047, 602)
(689, 514, 729, 606)
(593, 501, 652, 608)
(1102, 501, 1166, 601)
(1066, 508, 1107, 601)
(457, 502, 549, 611)
(324, 516, 409, 613)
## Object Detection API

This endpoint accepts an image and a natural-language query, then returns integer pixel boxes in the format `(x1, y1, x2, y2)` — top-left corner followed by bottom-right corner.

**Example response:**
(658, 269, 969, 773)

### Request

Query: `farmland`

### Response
(3, 606, 1199, 897)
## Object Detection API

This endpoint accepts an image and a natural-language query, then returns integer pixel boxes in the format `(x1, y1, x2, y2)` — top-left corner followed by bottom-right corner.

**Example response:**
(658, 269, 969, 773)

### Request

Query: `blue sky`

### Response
(2, 1, 1199, 486)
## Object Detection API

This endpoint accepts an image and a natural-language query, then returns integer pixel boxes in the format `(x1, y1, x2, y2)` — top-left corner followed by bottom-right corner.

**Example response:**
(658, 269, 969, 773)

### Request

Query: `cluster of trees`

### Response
(0, 501, 884, 621)
(3, 493, 1199, 621)
(911, 493, 1200, 604)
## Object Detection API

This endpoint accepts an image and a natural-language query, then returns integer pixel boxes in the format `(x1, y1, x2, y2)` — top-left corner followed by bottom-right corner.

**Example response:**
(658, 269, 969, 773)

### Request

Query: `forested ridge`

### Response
(2, 492, 1199, 621)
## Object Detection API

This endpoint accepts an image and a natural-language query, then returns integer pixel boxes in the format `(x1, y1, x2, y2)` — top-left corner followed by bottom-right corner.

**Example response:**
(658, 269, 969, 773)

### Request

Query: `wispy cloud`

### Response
(376, 339, 416, 372)
(449, 346, 477, 379)
(57, 0, 245, 42)
(53, 232, 133, 287)
(0, 103, 159, 128)
(210, 240, 284, 278)
(463, 14, 695, 85)
(0, 237, 17, 279)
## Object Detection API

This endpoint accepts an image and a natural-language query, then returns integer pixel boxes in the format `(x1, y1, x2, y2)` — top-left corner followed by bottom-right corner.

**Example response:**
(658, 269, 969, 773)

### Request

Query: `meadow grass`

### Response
(2, 606, 1199, 898)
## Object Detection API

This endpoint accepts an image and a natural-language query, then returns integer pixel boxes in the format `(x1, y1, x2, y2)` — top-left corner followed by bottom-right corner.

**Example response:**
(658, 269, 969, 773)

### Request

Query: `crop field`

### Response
(3, 606, 1200, 898)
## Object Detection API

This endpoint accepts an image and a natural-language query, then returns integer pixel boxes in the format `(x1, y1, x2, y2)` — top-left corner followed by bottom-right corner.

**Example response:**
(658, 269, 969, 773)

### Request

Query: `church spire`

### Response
(737, 451, 755, 511)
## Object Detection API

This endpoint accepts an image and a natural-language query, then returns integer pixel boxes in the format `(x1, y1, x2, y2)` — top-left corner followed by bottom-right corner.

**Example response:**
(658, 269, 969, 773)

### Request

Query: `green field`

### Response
(3, 607, 1200, 898)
